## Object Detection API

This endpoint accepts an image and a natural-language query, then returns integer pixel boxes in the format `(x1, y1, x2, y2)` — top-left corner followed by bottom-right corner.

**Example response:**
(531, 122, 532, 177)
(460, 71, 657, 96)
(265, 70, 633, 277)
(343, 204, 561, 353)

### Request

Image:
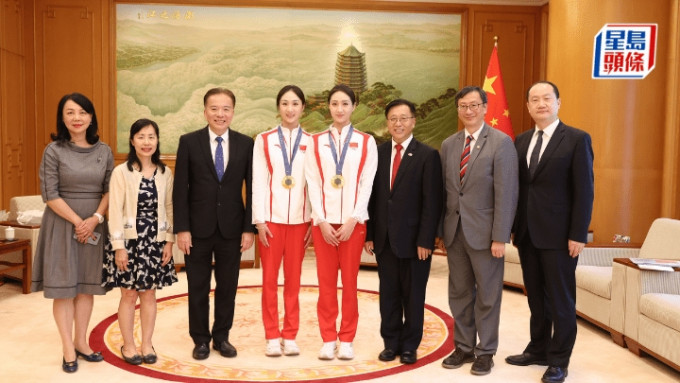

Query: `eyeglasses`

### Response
(457, 103, 485, 112)
(387, 116, 415, 124)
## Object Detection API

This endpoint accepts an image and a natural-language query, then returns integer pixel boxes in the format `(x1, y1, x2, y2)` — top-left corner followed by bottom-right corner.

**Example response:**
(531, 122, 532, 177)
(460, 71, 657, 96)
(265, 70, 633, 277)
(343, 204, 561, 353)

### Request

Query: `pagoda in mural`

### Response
(334, 44, 367, 95)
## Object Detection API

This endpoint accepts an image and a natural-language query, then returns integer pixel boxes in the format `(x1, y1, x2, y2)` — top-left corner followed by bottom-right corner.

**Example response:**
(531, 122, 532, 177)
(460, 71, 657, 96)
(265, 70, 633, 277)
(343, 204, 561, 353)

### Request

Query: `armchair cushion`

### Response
(639, 294, 680, 333)
(576, 265, 612, 299)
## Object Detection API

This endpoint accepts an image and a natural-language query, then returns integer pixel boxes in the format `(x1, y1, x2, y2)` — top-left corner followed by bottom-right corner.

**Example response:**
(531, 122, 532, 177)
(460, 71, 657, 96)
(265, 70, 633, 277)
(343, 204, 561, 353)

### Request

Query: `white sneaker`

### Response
(283, 339, 300, 356)
(265, 339, 282, 357)
(337, 342, 354, 360)
(318, 341, 336, 360)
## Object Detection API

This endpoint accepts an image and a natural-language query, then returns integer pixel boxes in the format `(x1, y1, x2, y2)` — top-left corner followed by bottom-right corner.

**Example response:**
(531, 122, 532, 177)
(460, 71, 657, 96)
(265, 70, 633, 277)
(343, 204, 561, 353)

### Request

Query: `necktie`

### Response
(529, 130, 544, 177)
(459, 135, 473, 182)
(215, 136, 224, 181)
(391, 144, 403, 189)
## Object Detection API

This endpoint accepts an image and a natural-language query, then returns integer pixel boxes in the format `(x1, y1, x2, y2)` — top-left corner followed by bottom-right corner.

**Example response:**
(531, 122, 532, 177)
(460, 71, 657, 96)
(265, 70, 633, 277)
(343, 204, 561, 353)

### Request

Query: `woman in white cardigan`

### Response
(102, 118, 177, 365)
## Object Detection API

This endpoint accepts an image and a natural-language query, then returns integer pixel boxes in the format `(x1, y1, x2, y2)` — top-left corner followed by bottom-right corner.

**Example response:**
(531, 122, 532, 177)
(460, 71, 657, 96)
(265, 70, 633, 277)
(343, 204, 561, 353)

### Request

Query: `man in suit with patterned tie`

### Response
(173, 88, 255, 360)
(365, 99, 443, 365)
(505, 81, 594, 383)
(438, 86, 518, 376)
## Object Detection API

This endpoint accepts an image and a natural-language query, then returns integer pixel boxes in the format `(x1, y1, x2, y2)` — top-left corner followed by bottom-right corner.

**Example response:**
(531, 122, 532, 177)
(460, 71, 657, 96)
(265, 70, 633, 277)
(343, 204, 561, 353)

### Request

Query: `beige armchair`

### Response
(0, 195, 44, 280)
(615, 218, 680, 371)
(503, 243, 524, 293)
(575, 245, 640, 346)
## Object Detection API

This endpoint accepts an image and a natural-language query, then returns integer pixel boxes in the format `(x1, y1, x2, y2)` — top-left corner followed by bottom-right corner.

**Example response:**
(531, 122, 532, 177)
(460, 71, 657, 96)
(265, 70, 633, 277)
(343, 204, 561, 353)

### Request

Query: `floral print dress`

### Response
(103, 170, 177, 290)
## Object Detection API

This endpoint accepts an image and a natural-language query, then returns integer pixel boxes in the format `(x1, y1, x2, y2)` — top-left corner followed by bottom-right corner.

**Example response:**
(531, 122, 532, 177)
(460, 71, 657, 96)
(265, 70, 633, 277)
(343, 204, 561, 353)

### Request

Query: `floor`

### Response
(1, 253, 678, 382)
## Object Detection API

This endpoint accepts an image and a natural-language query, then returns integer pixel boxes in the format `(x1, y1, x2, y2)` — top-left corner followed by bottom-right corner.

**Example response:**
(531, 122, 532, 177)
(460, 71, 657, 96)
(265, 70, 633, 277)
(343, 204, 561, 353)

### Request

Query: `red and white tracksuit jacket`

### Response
(304, 124, 378, 342)
(252, 125, 311, 340)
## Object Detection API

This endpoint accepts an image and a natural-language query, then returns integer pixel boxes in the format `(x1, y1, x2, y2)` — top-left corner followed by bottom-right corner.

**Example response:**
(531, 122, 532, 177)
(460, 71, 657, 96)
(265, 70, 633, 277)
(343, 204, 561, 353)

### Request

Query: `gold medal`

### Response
(282, 175, 295, 189)
(331, 174, 345, 189)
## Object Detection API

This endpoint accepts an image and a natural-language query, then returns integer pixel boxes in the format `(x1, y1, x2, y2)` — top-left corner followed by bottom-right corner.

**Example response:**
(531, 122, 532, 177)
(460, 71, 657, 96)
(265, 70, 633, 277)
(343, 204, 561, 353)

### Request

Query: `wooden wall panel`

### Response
(464, 7, 543, 135)
(35, 1, 105, 148)
(662, 0, 680, 219)
(547, 0, 673, 243)
(0, 0, 27, 209)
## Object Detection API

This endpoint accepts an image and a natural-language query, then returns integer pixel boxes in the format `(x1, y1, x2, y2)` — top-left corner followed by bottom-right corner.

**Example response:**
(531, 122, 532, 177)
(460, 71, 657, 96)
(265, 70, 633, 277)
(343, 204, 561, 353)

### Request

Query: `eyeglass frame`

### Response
(387, 116, 415, 124)
(456, 103, 486, 112)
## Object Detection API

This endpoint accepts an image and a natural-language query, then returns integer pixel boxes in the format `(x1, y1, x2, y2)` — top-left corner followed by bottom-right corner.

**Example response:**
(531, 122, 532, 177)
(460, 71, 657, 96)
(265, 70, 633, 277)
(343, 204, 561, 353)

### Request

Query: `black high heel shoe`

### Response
(142, 347, 157, 364)
(62, 357, 78, 373)
(75, 349, 104, 362)
(120, 346, 142, 365)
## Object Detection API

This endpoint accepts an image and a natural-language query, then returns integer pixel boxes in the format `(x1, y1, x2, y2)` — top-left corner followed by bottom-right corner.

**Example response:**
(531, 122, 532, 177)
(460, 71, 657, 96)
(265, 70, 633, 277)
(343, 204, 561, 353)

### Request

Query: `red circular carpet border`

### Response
(90, 285, 453, 382)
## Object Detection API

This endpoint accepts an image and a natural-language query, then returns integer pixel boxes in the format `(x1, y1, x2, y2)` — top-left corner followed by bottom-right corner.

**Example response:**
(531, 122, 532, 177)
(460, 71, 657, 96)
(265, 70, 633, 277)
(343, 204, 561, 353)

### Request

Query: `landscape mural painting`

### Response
(116, 4, 461, 154)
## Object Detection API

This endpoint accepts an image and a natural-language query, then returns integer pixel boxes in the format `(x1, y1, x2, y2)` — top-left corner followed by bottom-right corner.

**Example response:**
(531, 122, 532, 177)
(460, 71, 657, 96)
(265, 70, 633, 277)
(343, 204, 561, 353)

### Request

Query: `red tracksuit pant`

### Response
(260, 222, 309, 340)
(312, 222, 366, 342)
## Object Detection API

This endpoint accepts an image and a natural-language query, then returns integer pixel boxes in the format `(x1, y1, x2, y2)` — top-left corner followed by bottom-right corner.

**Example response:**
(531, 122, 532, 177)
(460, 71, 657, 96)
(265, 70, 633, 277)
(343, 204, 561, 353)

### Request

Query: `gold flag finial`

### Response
(494, 36, 498, 47)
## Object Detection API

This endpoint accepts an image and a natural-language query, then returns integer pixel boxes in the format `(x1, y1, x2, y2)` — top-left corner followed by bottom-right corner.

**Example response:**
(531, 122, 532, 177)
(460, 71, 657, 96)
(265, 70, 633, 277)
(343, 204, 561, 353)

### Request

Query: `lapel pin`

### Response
(408, 153, 413, 156)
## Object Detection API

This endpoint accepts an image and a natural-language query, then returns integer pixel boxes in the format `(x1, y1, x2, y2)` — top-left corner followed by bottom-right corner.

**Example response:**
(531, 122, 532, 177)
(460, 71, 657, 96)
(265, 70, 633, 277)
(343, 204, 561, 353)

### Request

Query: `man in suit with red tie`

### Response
(365, 99, 443, 365)
(173, 88, 255, 361)
(439, 86, 518, 376)
(505, 81, 594, 383)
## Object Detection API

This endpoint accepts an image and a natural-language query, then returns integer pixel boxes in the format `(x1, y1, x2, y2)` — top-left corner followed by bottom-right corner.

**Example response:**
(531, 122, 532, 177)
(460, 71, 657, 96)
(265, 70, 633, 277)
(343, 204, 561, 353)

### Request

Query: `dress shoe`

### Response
(75, 349, 104, 362)
(542, 366, 568, 383)
(378, 348, 397, 361)
(62, 357, 78, 373)
(192, 343, 210, 360)
(142, 347, 157, 364)
(120, 346, 142, 365)
(400, 350, 417, 364)
(505, 352, 548, 366)
(213, 340, 237, 358)
(470, 354, 494, 375)
(442, 348, 475, 369)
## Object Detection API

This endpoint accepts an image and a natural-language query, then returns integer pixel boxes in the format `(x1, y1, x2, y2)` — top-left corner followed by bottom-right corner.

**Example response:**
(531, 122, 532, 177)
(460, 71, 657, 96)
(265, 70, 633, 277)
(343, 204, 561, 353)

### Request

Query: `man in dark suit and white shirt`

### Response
(505, 81, 594, 383)
(173, 87, 255, 360)
(365, 99, 443, 365)
(438, 86, 518, 376)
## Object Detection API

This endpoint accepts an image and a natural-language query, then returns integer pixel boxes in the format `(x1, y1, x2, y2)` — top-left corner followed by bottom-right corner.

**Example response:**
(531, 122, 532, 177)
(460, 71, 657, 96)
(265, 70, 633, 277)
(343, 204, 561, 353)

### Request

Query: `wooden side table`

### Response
(0, 239, 32, 294)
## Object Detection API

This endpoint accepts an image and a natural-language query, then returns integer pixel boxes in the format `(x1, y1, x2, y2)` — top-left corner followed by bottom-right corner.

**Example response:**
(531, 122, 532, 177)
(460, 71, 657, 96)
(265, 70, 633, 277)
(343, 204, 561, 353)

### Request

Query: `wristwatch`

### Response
(93, 212, 105, 224)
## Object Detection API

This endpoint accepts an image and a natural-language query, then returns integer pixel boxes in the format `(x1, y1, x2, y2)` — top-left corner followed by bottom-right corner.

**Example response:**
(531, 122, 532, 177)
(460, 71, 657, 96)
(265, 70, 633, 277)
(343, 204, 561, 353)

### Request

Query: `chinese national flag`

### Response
(483, 46, 515, 140)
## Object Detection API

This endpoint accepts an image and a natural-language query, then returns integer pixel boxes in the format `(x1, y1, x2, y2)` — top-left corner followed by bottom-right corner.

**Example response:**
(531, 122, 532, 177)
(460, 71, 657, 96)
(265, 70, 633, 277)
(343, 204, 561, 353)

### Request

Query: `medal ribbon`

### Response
(328, 125, 354, 176)
(277, 125, 303, 177)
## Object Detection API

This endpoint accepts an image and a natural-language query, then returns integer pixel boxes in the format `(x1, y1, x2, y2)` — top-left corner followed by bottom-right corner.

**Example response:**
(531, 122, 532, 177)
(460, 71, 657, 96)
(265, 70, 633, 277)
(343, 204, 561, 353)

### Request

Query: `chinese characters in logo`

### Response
(592, 24, 657, 79)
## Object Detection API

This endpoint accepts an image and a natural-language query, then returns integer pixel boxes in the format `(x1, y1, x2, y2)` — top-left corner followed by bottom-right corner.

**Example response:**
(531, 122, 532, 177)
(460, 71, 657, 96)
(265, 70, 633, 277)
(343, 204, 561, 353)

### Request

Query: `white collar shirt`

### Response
(526, 119, 559, 166)
(391, 134, 413, 183)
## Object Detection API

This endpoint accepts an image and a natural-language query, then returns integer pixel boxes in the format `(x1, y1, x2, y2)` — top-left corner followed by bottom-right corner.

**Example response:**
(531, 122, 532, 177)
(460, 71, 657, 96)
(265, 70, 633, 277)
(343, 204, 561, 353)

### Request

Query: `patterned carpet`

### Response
(90, 285, 453, 382)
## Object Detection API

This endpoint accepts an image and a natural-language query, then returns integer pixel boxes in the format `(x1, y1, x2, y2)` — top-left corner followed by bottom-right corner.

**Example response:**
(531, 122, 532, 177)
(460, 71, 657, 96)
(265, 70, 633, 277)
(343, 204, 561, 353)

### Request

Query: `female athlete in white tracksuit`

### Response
(304, 84, 377, 361)
(252, 85, 311, 357)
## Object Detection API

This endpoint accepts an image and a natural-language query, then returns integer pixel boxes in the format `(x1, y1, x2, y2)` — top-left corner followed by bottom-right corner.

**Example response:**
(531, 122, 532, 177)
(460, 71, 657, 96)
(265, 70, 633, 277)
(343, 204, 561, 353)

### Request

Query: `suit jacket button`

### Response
(455, 210, 459, 215)
(459, 192, 463, 196)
